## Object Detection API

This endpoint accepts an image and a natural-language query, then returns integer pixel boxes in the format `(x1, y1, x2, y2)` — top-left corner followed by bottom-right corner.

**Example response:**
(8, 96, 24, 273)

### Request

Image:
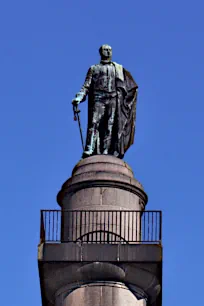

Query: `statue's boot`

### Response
(103, 137, 112, 155)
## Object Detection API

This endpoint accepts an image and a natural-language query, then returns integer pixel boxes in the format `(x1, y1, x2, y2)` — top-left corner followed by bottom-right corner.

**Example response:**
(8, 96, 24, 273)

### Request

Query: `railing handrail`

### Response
(40, 209, 162, 212)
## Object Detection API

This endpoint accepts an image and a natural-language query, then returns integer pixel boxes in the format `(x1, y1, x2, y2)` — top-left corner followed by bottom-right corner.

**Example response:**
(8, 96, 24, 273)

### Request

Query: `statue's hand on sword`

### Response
(72, 96, 81, 121)
(71, 94, 85, 150)
(72, 92, 84, 106)
(72, 97, 81, 106)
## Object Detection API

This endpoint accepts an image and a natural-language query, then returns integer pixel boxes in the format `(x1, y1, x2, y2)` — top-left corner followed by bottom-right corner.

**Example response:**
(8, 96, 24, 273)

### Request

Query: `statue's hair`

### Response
(99, 44, 112, 55)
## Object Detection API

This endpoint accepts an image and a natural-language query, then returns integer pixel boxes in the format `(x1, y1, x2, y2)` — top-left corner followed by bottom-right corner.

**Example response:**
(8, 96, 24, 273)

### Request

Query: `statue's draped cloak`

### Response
(86, 63, 138, 158)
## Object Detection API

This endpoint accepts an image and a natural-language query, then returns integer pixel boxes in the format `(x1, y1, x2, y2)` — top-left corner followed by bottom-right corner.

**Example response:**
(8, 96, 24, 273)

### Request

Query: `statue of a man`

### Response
(72, 44, 138, 159)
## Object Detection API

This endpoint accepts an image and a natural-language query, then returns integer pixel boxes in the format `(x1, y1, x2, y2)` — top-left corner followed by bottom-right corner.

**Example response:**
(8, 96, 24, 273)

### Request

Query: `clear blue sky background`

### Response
(1, 1, 203, 305)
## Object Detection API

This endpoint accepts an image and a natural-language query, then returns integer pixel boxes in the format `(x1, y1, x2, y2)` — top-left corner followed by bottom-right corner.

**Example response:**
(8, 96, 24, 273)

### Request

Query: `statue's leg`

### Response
(83, 101, 105, 157)
(103, 97, 117, 154)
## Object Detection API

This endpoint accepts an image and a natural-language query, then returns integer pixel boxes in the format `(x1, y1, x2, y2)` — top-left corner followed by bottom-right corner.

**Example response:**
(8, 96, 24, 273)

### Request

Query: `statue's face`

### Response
(101, 45, 112, 59)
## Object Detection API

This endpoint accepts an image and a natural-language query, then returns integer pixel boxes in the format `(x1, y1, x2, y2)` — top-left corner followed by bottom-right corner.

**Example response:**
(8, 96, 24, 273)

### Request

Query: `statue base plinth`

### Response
(57, 155, 148, 210)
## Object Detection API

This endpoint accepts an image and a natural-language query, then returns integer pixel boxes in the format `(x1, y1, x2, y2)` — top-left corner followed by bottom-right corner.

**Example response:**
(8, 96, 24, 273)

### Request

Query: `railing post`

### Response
(120, 211, 122, 240)
(80, 211, 82, 242)
(56, 210, 59, 242)
(139, 211, 142, 242)
(61, 210, 64, 242)
(159, 211, 162, 243)
(40, 210, 45, 243)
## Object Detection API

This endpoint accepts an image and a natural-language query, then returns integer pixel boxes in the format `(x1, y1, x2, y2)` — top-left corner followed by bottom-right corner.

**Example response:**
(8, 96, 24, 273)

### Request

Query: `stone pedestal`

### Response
(57, 155, 148, 243)
(57, 155, 147, 210)
(38, 156, 162, 306)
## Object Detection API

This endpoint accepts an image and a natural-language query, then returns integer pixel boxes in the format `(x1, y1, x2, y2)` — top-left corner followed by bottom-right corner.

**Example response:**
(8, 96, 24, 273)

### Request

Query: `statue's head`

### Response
(99, 44, 112, 61)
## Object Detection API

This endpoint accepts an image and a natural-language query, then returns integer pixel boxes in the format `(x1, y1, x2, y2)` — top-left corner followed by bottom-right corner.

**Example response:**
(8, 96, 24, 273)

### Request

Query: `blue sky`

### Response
(1, 1, 204, 305)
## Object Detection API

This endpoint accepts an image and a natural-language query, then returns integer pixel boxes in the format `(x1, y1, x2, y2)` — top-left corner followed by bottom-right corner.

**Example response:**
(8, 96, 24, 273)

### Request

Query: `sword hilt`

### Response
(73, 104, 81, 121)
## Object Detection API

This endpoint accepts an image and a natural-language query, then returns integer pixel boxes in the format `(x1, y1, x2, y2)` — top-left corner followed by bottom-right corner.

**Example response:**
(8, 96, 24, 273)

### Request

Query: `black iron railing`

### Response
(40, 210, 162, 244)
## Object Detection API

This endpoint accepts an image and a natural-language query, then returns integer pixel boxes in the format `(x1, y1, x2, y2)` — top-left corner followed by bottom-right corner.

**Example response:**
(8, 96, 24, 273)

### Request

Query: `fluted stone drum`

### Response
(57, 155, 148, 244)
(63, 282, 147, 306)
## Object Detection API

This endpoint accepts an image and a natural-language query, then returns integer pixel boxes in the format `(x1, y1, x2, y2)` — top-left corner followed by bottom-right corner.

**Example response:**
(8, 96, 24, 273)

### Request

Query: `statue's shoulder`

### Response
(87, 64, 99, 73)
(87, 65, 95, 71)
(112, 62, 123, 69)
(90, 64, 99, 69)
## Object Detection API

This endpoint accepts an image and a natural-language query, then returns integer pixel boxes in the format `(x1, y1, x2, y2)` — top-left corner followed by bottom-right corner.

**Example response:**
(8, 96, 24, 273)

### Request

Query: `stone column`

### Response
(56, 282, 147, 306)
(39, 152, 162, 306)
(54, 155, 151, 306)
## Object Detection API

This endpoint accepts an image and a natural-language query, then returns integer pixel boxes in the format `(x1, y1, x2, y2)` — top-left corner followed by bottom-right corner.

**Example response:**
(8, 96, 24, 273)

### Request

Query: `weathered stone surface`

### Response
(57, 156, 147, 244)
(57, 155, 147, 209)
(72, 155, 134, 178)
(38, 244, 161, 305)
(38, 155, 162, 306)
(62, 282, 146, 306)
(41, 243, 162, 263)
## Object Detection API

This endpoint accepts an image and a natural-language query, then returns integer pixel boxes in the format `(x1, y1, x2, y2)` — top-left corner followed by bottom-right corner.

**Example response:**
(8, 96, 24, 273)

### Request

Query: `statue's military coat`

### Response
(79, 62, 138, 158)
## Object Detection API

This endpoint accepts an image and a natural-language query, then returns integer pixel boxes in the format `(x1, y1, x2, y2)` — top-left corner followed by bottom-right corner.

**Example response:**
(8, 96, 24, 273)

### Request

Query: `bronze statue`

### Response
(72, 45, 138, 159)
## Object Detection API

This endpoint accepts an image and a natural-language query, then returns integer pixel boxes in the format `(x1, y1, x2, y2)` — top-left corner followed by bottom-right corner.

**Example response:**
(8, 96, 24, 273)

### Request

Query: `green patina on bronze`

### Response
(72, 45, 138, 159)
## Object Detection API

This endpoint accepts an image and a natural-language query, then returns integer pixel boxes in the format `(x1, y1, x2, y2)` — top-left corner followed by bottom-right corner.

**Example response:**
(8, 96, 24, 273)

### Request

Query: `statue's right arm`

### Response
(73, 66, 93, 104)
